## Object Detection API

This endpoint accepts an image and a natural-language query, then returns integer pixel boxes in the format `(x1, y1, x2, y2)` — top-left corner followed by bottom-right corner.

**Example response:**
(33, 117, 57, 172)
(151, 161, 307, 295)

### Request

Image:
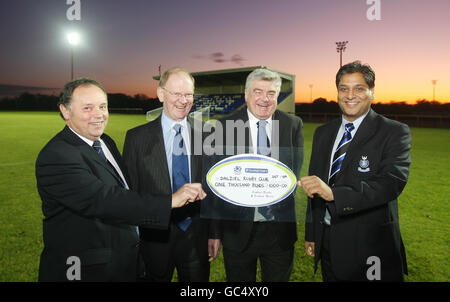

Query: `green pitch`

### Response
(0, 111, 448, 281)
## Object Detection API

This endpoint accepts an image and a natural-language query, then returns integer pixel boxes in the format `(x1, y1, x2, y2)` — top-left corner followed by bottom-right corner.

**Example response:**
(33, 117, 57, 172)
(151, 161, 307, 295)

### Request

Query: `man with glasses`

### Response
(213, 68, 304, 281)
(123, 67, 220, 281)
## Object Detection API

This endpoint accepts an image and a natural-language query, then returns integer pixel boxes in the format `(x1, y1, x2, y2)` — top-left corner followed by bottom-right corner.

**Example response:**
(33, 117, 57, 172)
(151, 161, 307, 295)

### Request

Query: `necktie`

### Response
(329, 123, 355, 186)
(256, 120, 273, 220)
(257, 120, 271, 157)
(92, 140, 125, 188)
(324, 123, 354, 225)
(93, 140, 107, 162)
(172, 124, 192, 231)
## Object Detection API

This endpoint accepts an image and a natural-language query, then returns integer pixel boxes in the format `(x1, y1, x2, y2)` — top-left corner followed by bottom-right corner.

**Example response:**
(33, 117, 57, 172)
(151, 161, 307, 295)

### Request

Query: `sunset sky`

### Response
(1, 0, 449, 103)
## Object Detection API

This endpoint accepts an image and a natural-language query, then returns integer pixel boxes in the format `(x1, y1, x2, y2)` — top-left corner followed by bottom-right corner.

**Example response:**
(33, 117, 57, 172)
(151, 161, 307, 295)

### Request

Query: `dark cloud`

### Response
(210, 52, 226, 63)
(193, 52, 246, 65)
(230, 54, 245, 66)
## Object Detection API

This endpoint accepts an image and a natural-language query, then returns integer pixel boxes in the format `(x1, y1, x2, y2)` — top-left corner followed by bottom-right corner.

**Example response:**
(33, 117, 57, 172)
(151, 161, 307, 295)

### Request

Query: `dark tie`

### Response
(172, 124, 192, 231)
(257, 120, 271, 157)
(329, 123, 355, 186)
(324, 123, 354, 225)
(92, 140, 125, 188)
(256, 120, 273, 220)
(93, 140, 107, 162)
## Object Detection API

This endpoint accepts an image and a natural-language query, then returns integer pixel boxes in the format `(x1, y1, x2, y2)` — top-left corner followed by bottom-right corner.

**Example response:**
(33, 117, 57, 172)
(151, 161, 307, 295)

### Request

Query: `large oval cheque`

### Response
(206, 154, 297, 207)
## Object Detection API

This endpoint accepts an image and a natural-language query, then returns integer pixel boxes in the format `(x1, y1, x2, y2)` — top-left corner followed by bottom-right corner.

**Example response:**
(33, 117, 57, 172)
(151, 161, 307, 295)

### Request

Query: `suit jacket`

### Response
(212, 107, 304, 252)
(122, 115, 217, 261)
(36, 126, 172, 281)
(305, 109, 411, 281)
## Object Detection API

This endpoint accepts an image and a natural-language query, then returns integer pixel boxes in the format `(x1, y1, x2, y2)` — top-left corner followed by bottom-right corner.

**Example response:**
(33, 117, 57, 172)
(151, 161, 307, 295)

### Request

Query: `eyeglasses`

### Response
(162, 87, 194, 101)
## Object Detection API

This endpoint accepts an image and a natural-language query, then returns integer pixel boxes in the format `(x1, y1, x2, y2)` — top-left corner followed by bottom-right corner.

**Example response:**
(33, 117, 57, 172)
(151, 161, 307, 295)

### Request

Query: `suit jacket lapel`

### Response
(339, 109, 378, 174)
(187, 116, 201, 182)
(242, 109, 251, 154)
(321, 119, 341, 182)
(229, 107, 251, 154)
(271, 110, 281, 160)
(61, 126, 123, 183)
(152, 115, 172, 190)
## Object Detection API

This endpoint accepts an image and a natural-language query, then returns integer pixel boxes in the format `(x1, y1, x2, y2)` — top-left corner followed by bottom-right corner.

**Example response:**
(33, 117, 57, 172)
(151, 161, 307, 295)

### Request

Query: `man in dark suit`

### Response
(210, 68, 304, 282)
(299, 61, 411, 281)
(36, 77, 205, 282)
(123, 67, 220, 282)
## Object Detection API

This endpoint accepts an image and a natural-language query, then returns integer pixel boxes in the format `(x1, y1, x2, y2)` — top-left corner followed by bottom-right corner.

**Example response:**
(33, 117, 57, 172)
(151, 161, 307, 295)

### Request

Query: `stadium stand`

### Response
(153, 66, 296, 118)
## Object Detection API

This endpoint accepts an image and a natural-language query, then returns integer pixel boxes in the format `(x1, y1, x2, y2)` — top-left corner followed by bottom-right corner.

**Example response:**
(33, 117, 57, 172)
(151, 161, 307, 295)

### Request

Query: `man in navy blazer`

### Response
(36, 78, 205, 281)
(299, 61, 411, 281)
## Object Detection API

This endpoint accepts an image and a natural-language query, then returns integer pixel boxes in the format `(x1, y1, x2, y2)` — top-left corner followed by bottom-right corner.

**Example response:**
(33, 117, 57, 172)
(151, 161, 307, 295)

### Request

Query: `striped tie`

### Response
(93, 140, 107, 162)
(329, 123, 354, 186)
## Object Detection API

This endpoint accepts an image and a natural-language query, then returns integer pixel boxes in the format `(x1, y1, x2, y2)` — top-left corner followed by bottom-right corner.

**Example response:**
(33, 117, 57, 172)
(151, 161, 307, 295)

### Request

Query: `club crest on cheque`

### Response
(358, 155, 370, 172)
(233, 166, 242, 175)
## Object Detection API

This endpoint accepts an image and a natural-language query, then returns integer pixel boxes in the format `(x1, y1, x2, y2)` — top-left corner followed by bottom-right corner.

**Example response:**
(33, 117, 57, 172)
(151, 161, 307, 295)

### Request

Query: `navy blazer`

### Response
(305, 109, 411, 281)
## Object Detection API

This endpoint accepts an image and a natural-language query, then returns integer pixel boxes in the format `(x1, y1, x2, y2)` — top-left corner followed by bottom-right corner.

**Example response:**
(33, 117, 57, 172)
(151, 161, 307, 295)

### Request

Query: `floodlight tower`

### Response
(336, 41, 349, 67)
(432, 80, 437, 101)
(67, 32, 80, 80)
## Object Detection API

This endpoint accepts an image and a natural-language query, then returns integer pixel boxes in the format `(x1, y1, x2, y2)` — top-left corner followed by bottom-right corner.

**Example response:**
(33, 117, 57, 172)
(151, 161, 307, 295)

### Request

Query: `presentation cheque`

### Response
(206, 154, 297, 207)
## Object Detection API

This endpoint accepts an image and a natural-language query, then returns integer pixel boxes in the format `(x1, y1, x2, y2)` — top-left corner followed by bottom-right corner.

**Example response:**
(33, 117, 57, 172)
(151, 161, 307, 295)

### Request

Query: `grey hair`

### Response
(245, 68, 282, 94)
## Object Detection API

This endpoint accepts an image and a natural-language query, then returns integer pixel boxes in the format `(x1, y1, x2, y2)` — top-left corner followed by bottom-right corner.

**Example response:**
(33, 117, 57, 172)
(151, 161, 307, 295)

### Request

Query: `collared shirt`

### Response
(247, 109, 272, 154)
(328, 111, 369, 180)
(324, 110, 369, 225)
(247, 109, 274, 221)
(68, 126, 129, 189)
(161, 111, 192, 191)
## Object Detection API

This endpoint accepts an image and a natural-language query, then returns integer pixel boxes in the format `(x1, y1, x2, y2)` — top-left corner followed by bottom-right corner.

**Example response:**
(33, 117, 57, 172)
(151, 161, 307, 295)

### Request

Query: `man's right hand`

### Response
(171, 183, 206, 208)
(305, 241, 315, 257)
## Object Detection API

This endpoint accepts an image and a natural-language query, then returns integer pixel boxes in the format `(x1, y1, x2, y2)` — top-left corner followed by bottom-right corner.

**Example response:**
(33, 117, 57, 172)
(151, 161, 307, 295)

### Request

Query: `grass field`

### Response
(0, 111, 448, 282)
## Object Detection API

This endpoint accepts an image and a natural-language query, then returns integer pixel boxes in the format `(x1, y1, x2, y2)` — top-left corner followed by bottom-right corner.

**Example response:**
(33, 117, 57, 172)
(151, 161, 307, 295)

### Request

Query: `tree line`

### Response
(296, 98, 450, 115)
(1, 93, 449, 115)
(0, 93, 162, 113)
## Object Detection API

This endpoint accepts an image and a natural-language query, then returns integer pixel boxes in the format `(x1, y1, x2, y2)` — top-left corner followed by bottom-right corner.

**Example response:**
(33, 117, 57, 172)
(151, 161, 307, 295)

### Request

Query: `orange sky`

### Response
(1, 1, 449, 104)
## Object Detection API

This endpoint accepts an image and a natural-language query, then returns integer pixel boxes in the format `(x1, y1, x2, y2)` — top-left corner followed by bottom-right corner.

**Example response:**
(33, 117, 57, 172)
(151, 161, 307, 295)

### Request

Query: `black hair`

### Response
(58, 77, 106, 119)
(336, 61, 375, 88)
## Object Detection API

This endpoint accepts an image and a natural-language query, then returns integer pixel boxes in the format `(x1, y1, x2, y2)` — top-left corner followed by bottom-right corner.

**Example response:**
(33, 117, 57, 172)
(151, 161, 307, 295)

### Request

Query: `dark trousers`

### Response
(139, 223, 209, 282)
(223, 222, 294, 282)
(320, 224, 340, 282)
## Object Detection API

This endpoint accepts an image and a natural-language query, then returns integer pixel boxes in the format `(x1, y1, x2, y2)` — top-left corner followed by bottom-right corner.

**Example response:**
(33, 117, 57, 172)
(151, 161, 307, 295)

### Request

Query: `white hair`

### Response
(245, 68, 282, 94)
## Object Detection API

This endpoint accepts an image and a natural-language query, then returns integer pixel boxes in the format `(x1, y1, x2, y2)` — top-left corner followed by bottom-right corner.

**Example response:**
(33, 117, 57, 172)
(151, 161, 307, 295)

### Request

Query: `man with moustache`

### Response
(36, 77, 205, 281)
(213, 68, 304, 282)
(299, 61, 411, 281)
(123, 67, 220, 282)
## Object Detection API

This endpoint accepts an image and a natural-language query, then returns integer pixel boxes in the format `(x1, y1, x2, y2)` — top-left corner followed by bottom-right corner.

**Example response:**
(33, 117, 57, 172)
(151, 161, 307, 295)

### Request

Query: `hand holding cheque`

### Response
(172, 183, 207, 208)
(297, 176, 334, 202)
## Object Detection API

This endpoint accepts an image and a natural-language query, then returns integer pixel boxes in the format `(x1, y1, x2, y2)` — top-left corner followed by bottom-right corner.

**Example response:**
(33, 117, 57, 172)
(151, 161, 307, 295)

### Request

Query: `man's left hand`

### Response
(297, 176, 334, 202)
